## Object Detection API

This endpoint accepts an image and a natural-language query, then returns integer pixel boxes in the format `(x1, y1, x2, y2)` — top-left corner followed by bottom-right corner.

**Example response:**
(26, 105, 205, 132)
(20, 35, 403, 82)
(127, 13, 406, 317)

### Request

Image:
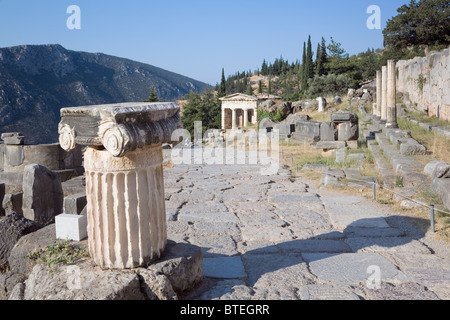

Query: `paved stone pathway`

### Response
(163, 148, 450, 300)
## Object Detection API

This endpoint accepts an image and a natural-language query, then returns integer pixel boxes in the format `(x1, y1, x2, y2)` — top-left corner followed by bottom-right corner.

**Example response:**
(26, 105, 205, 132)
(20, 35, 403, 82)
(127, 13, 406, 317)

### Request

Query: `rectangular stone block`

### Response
(296, 121, 321, 139)
(290, 133, 320, 143)
(275, 124, 294, 135)
(55, 214, 88, 241)
(346, 140, 358, 149)
(2, 192, 23, 215)
(337, 122, 359, 141)
(331, 112, 358, 123)
(315, 141, 347, 150)
(63, 193, 87, 215)
(320, 122, 337, 141)
(1, 132, 24, 145)
(5, 145, 24, 167)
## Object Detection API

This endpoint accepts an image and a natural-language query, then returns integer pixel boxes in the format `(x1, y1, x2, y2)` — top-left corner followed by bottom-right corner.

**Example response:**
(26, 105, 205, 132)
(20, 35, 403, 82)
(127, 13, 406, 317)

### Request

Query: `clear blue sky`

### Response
(0, 0, 410, 85)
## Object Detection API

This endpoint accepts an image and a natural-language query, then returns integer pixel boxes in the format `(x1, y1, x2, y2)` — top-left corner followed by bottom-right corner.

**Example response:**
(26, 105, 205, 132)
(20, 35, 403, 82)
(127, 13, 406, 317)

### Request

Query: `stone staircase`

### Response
(363, 115, 429, 190)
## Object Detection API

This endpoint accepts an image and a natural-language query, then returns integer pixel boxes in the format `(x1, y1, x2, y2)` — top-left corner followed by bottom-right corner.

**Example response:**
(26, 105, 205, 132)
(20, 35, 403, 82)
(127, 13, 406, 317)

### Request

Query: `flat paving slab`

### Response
(203, 257, 247, 279)
(302, 253, 407, 282)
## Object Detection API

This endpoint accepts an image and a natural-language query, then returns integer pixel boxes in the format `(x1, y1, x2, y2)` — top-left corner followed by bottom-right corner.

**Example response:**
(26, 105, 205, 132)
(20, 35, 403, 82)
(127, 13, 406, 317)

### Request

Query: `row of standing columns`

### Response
(221, 108, 253, 130)
(374, 59, 398, 128)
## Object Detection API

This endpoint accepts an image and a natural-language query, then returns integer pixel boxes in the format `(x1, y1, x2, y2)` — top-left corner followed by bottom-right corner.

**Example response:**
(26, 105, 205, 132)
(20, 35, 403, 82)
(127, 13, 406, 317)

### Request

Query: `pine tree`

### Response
(145, 86, 159, 102)
(218, 68, 227, 98)
(261, 59, 269, 76)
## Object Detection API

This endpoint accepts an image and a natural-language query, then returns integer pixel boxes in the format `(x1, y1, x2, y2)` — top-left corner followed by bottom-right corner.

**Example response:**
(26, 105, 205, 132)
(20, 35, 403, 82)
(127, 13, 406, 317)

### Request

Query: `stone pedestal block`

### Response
(317, 97, 327, 112)
(1, 133, 24, 145)
(55, 214, 88, 241)
(84, 145, 167, 269)
(63, 193, 87, 215)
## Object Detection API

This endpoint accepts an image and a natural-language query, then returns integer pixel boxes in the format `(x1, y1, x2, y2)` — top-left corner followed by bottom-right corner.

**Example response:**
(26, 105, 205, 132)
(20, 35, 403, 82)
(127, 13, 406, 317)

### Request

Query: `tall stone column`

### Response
(232, 109, 237, 129)
(386, 60, 398, 128)
(375, 70, 382, 118)
(59, 102, 181, 269)
(221, 108, 226, 130)
(243, 109, 248, 127)
(381, 66, 388, 123)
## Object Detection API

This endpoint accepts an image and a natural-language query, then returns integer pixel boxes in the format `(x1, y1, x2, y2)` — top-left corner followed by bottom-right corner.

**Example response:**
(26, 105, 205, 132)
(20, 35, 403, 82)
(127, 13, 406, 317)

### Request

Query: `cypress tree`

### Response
(245, 81, 253, 96)
(315, 43, 322, 76)
(301, 41, 308, 92)
(268, 73, 272, 94)
(218, 68, 227, 98)
(306, 35, 314, 79)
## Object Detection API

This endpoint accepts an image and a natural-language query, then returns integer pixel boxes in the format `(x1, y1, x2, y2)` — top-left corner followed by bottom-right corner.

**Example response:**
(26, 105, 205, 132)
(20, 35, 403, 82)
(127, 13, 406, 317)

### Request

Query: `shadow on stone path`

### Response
(163, 152, 450, 300)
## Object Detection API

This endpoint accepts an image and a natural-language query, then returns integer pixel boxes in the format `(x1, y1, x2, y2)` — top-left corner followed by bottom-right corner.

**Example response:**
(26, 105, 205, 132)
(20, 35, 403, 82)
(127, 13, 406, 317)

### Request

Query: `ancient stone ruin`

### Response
(58, 102, 182, 269)
(0, 131, 83, 223)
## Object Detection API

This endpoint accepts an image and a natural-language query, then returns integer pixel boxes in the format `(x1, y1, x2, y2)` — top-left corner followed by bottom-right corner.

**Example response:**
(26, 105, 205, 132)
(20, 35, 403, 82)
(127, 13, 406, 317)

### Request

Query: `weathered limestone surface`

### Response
(0, 183, 4, 216)
(22, 164, 64, 224)
(2, 193, 23, 215)
(7, 239, 202, 300)
(397, 47, 450, 121)
(0, 212, 42, 273)
(295, 121, 321, 141)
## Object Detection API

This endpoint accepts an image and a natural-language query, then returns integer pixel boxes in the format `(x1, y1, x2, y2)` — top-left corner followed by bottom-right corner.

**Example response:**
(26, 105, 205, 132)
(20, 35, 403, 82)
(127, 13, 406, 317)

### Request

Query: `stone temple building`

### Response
(220, 93, 282, 130)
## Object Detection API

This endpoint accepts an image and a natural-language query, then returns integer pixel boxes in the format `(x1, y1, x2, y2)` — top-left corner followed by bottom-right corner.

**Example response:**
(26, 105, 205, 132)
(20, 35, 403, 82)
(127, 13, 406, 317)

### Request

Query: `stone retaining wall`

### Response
(396, 47, 450, 121)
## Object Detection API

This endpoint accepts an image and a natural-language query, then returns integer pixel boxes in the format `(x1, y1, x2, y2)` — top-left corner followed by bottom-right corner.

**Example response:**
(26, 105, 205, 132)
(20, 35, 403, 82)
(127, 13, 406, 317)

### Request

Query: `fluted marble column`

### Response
(59, 102, 181, 269)
(243, 109, 248, 127)
(381, 66, 388, 123)
(386, 60, 398, 128)
(84, 145, 166, 269)
(232, 109, 237, 129)
(221, 108, 226, 130)
(375, 70, 382, 118)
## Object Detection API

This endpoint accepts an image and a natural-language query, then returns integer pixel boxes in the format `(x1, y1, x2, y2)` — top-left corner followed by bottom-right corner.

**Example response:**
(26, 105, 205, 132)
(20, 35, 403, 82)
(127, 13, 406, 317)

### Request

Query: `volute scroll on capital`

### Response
(58, 102, 182, 157)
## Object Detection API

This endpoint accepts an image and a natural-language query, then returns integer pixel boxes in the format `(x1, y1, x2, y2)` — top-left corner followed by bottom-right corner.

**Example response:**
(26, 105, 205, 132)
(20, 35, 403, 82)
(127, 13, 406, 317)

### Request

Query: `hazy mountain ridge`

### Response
(0, 44, 207, 144)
